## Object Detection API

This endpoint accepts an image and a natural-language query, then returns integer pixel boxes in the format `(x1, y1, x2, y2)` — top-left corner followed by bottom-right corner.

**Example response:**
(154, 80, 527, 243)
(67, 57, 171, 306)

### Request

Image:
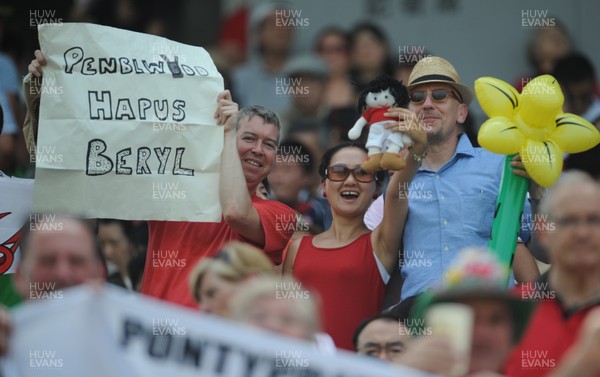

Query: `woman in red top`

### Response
(283, 117, 426, 350)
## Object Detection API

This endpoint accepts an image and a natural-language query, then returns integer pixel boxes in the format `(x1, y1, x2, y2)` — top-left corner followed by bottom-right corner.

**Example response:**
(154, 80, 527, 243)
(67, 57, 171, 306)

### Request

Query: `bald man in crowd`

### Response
(505, 171, 600, 377)
(0, 215, 105, 354)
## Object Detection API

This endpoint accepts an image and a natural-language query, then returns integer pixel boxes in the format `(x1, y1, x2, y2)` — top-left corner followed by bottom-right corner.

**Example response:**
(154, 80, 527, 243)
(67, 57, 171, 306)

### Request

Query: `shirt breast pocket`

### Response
(460, 189, 497, 238)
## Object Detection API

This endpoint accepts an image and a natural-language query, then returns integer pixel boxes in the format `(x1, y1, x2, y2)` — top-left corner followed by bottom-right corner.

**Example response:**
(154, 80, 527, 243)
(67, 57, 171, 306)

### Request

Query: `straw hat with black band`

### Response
(407, 56, 474, 105)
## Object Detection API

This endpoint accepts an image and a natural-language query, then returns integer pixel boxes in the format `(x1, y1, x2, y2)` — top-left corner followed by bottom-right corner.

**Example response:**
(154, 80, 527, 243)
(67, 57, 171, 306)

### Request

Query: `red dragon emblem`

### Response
(0, 212, 24, 274)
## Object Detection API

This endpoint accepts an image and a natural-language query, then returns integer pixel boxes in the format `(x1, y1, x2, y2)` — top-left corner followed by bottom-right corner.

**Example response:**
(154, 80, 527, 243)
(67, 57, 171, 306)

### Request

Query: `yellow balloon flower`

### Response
(475, 75, 600, 187)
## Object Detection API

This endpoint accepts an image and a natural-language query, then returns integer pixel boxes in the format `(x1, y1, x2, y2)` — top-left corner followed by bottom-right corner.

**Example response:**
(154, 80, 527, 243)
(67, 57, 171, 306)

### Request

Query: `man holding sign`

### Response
(142, 92, 296, 307)
(24, 24, 296, 308)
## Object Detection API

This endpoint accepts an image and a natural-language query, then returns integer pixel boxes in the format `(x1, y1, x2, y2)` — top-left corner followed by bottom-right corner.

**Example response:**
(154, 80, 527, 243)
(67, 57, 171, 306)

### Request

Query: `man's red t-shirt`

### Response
(504, 279, 600, 377)
(141, 196, 296, 308)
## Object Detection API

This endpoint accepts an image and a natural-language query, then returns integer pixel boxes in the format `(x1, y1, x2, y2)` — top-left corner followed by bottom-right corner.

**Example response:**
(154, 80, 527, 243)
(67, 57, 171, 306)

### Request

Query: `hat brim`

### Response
(407, 80, 473, 105)
(431, 288, 535, 342)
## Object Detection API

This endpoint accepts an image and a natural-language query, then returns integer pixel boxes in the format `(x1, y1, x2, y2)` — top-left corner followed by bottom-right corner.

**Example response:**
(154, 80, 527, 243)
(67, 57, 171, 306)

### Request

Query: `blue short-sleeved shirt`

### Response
(400, 133, 531, 298)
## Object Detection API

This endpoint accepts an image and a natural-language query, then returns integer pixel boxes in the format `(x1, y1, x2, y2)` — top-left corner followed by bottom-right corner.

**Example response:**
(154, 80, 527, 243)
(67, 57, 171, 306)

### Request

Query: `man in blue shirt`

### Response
(365, 56, 542, 299)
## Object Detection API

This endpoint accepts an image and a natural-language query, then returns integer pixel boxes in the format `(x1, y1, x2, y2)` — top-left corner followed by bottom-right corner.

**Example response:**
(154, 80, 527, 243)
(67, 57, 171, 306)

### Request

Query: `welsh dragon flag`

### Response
(0, 175, 34, 307)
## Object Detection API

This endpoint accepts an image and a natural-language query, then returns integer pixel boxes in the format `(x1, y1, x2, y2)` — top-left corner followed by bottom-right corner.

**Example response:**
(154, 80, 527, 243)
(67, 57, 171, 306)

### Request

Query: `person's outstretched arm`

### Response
(214, 90, 264, 245)
(372, 107, 427, 273)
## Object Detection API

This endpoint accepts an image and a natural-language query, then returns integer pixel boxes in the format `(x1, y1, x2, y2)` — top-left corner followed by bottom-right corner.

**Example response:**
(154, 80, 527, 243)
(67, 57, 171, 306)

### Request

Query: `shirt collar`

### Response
(417, 133, 475, 173)
(539, 271, 600, 318)
(455, 133, 476, 158)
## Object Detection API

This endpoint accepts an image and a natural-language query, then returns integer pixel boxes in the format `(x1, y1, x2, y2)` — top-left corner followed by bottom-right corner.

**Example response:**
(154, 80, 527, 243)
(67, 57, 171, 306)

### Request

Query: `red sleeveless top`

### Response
(293, 232, 386, 350)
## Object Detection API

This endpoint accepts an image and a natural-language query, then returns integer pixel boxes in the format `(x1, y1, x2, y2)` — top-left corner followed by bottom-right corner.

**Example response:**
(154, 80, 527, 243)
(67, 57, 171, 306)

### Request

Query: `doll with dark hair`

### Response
(347, 75, 410, 172)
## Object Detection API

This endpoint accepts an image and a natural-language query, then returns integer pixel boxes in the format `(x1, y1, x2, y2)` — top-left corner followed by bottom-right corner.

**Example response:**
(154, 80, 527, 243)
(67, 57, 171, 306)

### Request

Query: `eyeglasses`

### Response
(409, 88, 461, 104)
(325, 165, 375, 183)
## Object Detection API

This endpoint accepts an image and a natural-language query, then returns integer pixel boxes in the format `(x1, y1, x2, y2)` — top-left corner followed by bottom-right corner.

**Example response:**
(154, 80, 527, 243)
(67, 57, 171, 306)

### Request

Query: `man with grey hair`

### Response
(505, 171, 600, 377)
(142, 90, 296, 307)
(26, 51, 296, 309)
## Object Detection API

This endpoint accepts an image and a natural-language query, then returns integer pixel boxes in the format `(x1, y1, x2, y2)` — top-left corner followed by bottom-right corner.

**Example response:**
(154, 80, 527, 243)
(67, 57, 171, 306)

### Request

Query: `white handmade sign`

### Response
(33, 23, 224, 222)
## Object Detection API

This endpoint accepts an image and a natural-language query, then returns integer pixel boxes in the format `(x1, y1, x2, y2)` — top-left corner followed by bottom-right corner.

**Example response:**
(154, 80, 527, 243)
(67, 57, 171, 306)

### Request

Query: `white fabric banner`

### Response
(33, 23, 224, 222)
(1, 286, 432, 377)
(0, 176, 34, 275)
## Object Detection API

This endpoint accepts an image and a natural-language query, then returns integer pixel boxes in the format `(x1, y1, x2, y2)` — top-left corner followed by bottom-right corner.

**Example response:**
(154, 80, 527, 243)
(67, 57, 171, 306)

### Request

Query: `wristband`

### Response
(408, 145, 428, 162)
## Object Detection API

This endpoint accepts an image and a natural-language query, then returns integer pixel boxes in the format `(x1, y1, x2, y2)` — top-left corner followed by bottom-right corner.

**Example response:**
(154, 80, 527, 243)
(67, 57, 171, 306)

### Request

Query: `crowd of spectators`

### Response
(1, 2, 600, 376)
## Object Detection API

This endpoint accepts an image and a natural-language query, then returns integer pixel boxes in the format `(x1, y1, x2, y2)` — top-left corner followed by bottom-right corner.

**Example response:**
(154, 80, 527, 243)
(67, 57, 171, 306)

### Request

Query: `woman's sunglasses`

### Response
(325, 165, 375, 183)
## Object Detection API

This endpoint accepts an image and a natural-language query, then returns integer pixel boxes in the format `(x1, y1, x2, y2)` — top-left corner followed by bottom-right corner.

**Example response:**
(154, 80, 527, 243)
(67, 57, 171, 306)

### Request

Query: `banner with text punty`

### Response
(1, 286, 431, 377)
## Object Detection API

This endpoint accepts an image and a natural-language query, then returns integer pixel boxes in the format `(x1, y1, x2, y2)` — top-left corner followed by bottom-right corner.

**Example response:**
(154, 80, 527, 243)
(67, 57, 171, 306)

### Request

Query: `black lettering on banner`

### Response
(138, 98, 152, 120)
(120, 317, 144, 346)
(89, 91, 113, 120)
(85, 142, 194, 176)
(63, 47, 210, 78)
(173, 148, 194, 176)
(87, 92, 186, 122)
(142, 60, 165, 74)
(116, 148, 133, 175)
(172, 100, 186, 122)
(214, 344, 232, 374)
(243, 352, 262, 377)
(120, 317, 207, 368)
(82, 57, 97, 75)
(181, 64, 195, 76)
(99, 58, 118, 74)
(119, 57, 133, 74)
(86, 139, 113, 176)
(148, 331, 172, 359)
(117, 316, 343, 376)
(154, 147, 171, 174)
(177, 337, 204, 368)
(115, 99, 135, 120)
(154, 99, 169, 121)
(194, 66, 209, 76)
(136, 147, 152, 174)
(133, 59, 145, 74)
(64, 46, 84, 74)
